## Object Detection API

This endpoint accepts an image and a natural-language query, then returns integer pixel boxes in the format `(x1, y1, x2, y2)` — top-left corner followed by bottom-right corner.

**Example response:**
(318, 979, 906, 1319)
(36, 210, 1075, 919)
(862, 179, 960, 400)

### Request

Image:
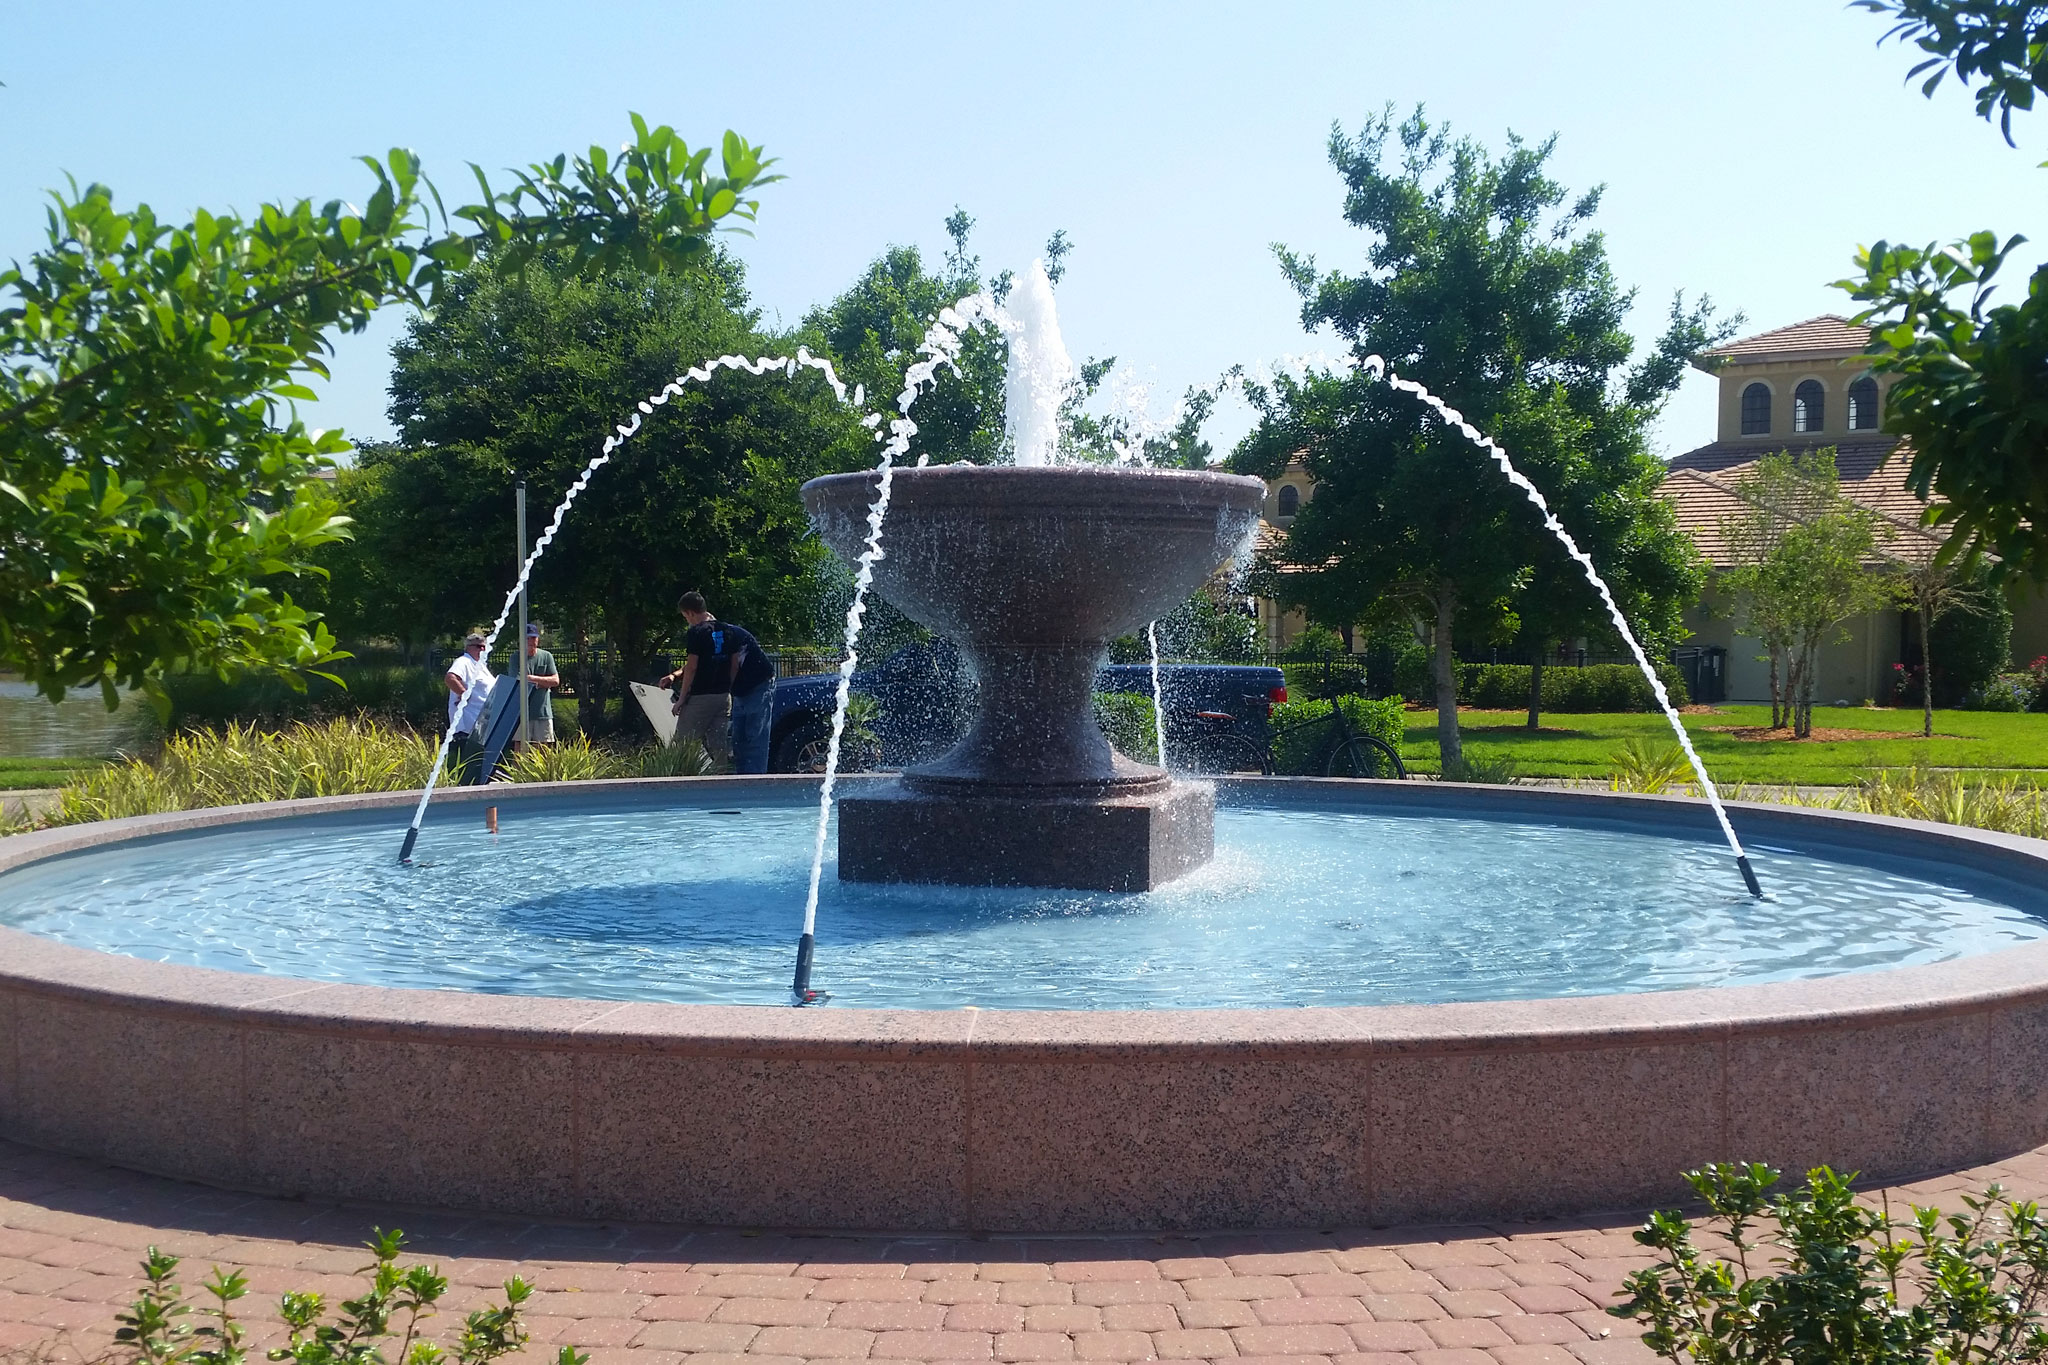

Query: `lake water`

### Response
(0, 679, 155, 759)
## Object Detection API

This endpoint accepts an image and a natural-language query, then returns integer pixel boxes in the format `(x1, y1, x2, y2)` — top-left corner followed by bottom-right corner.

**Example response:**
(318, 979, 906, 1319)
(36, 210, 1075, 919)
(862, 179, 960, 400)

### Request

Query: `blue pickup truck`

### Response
(766, 641, 1286, 773)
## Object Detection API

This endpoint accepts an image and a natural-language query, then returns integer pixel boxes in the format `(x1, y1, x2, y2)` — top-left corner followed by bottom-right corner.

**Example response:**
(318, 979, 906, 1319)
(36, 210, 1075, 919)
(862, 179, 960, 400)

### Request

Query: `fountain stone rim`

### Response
(4, 778, 2048, 1232)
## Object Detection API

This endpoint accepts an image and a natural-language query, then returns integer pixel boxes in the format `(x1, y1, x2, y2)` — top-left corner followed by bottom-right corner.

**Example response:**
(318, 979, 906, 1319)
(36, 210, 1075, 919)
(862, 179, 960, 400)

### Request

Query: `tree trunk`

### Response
(1768, 647, 1785, 730)
(1432, 586, 1463, 774)
(1792, 641, 1817, 739)
(1527, 649, 1545, 731)
(575, 612, 598, 737)
(1918, 595, 1934, 739)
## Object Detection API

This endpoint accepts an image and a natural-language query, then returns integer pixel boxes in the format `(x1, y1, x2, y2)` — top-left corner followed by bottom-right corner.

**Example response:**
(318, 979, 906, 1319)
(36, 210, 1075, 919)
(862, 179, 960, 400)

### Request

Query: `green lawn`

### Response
(0, 756, 110, 791)
(1401, 705, 2048, 786)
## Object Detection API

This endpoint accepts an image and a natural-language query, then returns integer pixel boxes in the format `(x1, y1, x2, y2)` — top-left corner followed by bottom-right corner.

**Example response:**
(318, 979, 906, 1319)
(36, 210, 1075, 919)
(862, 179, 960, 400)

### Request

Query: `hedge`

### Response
(1390, 658, 1689, 713)
(1269, 695, 1406, 775)
(1092, 691, 1159, 764)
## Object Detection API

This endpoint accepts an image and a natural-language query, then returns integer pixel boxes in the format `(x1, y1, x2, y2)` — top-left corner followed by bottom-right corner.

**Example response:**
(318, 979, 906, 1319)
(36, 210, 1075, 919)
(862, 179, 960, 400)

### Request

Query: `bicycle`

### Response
(1180, 694, 1406, 778)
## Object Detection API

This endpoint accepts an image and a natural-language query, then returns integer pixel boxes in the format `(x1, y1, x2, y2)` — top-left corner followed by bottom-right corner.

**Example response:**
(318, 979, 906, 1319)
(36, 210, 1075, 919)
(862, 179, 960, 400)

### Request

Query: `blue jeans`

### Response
(728, 686, 772, 774)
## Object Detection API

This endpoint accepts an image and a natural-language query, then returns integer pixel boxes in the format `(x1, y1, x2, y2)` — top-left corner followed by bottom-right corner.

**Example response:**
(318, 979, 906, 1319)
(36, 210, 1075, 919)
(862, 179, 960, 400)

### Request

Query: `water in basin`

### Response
(4, 789, 2044, 1009)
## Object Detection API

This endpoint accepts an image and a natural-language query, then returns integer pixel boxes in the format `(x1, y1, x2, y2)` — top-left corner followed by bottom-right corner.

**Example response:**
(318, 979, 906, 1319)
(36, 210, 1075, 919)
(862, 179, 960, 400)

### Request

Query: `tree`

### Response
(806, 216, 1010, 465)
(1232, 108, 1715, 767)
(363, 250, 868, 734)
(1882, 543, 1994, 735)
(0, 117, 777, 711)
(1837, 2, 2048, 575)
(1720, 450, 1888, 738)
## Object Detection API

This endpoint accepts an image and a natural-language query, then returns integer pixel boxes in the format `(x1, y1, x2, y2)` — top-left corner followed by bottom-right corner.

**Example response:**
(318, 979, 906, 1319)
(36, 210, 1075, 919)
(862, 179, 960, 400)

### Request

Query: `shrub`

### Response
(1389, 643, 1433, 700)
(1615, 1162, 2048, 1365)
(1269, 695, 1405, 775)
(497, 736, 715, 782)
(1734, 767, 2048, 840)
(161, 660, 448, 732)
(1440, 752, 1520, 784)
(46, 718, 719, 825)
(52, 719, 440, 823)
(105, 1230, 580, 1365)
(1965, 672, 2037, 712)
(1092, 691, 1159, 764)
(1457, 662, 1690, 712)
(1284, 624, 1346, 660)
(1280, 657, 1371, 702)
(1930, 579, 2013, 707)
(1607, 739, 1693, 794)
(495, 735, 617, 783)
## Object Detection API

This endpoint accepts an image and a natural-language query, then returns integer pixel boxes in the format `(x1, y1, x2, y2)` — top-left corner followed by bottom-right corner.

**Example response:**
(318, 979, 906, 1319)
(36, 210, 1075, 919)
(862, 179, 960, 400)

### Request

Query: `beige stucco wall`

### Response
(2009, 581, 2048, 671)
(1263, 468, 1314, 524)
(1713, 358, 1896, 444)
(1686, 582, 1906, 705)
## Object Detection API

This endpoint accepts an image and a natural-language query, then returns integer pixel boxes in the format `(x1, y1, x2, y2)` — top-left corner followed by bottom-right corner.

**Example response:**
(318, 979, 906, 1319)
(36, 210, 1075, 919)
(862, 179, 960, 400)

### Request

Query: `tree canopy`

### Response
(330, 249, 868, 730)
(1232, 108, 1714, 761)
(1840, 1, 2048, 575)
(0, 117, 777, 710)
(804, 212, 1010, 465)
(1719, 449, 1888, 738)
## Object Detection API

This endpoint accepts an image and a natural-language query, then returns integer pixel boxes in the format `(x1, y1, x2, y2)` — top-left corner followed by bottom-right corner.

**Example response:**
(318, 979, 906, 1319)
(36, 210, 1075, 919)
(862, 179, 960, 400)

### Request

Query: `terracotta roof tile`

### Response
(1695, 315, 1872, 368)
(1660, 436, 1944, 567)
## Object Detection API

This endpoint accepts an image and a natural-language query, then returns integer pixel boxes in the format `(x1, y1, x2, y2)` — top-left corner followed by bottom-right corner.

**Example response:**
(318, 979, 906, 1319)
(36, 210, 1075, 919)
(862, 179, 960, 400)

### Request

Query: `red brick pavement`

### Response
(5, 1137, 2048, 1365)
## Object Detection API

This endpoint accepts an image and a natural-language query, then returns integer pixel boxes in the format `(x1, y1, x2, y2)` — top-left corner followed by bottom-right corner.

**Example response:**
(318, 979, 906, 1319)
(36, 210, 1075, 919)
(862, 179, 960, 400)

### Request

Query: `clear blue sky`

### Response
(6, 1, 2042, 460)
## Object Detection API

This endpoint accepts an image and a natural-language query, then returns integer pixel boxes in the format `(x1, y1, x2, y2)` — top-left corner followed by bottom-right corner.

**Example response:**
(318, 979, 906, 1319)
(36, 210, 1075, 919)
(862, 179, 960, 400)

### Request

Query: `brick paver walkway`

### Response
(6, 1138, 2048, 1365)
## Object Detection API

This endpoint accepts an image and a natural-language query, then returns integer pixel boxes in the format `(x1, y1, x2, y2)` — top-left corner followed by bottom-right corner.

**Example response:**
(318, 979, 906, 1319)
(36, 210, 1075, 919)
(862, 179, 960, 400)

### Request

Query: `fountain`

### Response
(804, 463, 1261, 890)
(6, 261, 2048, 1233)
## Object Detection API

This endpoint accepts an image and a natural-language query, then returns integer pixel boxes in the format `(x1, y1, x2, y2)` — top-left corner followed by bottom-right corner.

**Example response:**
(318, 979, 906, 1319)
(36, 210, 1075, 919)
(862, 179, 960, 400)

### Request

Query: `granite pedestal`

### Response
(801, 464, 1266, 893)
(838, 775, 1214, 891)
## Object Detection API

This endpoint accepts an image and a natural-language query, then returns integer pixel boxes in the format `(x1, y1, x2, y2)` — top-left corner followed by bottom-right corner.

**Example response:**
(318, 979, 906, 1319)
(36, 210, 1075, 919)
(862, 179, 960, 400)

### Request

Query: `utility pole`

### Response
(515, 480, 529, 754)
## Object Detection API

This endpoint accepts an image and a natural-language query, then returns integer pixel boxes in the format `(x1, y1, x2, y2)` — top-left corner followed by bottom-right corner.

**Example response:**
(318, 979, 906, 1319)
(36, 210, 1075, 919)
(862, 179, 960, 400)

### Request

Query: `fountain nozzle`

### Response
(791, 931, 827, 1006)
(1737, 854, 1763, 899)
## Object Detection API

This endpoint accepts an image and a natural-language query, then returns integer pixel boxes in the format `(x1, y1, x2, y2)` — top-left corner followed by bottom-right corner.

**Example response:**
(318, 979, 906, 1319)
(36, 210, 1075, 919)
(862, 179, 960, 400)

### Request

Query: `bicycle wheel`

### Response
(1324, 735, 1405, 779)
(1200, 733, 1273, 776)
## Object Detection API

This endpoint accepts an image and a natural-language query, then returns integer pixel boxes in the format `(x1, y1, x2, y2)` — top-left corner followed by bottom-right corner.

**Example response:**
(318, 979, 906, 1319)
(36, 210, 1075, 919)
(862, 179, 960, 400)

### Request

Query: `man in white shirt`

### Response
(444, 631, 496, 780)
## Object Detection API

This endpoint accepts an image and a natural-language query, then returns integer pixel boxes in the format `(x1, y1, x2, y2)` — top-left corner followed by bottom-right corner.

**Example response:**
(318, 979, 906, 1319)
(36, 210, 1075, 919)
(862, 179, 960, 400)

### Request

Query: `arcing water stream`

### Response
(397, 348, 859, 864)
(1354, 354, 1761, 897)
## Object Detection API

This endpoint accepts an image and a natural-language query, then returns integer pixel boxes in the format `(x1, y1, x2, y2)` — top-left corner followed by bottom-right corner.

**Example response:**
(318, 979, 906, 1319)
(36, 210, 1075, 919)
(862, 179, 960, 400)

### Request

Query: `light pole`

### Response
(515, 480, 529, 753)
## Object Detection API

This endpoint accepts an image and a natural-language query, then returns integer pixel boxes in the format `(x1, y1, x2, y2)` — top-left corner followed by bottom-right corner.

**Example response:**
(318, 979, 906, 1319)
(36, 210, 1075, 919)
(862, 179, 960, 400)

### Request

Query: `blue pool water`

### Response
(3, 793, 2044, 1009)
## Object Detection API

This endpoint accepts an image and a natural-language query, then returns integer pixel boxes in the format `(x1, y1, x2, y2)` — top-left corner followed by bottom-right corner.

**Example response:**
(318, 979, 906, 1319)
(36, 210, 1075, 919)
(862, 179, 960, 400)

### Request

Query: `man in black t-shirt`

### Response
(657, 592, 775, 771)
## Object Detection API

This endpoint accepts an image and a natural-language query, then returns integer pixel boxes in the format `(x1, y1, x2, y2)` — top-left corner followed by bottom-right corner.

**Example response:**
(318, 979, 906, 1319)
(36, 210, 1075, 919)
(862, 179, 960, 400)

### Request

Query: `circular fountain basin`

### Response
(3, 776, 2048, 1231)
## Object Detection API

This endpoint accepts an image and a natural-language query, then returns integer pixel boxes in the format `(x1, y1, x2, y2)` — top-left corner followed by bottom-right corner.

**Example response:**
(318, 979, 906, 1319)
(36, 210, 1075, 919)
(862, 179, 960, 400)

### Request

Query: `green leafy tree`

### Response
(1884, 547, 1997, 735)
(1720, 449, 1888, 737)
(1839, 2, 2048, 574)
(807, 213, 1010, 465)
(0, 117, 777, 713)
(361, 250, 866, 734)
(1233, 108, 1714, 766)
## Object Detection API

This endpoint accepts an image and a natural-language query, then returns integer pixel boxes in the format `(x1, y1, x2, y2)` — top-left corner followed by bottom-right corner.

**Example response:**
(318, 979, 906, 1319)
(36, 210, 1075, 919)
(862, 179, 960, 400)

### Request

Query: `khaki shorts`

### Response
(521, 710, 555, 744)
(675, 692, 731, 763)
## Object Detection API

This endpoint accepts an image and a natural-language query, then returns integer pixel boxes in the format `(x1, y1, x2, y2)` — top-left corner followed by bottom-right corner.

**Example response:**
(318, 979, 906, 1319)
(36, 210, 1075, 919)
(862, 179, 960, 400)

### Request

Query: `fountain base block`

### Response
(837, 778, 1214, 892)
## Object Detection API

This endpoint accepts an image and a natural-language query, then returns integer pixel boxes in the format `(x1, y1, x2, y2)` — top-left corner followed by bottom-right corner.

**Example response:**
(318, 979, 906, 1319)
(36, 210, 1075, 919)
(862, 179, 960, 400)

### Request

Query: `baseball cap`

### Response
(524, 623, 541, 637)
(463, 631, 486, 647)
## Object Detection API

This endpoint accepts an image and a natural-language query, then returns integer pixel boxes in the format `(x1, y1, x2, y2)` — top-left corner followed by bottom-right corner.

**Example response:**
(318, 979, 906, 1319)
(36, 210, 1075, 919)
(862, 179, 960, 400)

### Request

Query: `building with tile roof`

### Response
(1245, 314, 2048, 697)
(1663, 315, 2048, 703)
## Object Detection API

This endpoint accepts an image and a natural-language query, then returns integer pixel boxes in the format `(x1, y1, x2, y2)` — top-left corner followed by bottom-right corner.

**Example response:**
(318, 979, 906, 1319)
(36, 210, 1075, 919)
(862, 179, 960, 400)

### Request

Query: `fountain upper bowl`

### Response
(801, 465, 1265, 643)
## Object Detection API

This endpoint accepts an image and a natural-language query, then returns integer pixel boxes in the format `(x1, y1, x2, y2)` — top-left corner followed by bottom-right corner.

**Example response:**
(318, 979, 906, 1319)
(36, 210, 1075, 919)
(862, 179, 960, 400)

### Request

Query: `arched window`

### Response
(1848, 375, 1880, 431)
(1741, 383, 1771, 435)
(1794, 380, 1825, 434)
(1277, 484, 1300, 517)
